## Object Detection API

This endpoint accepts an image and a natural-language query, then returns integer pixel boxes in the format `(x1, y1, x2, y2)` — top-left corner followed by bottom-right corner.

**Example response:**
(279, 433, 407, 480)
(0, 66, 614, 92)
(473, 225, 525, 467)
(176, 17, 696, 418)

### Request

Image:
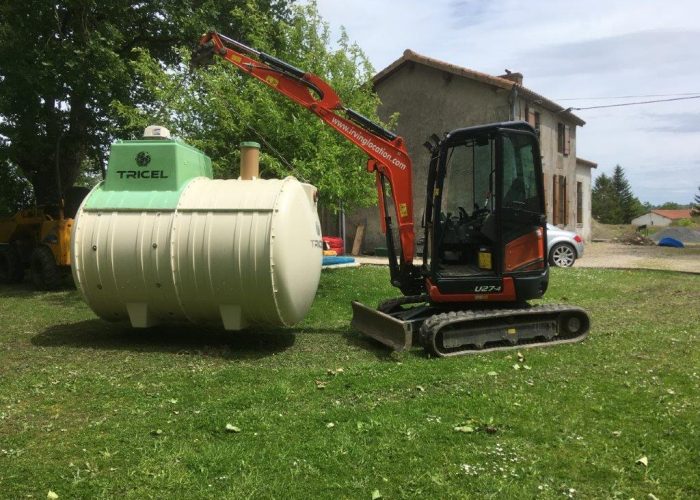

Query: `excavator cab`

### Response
(423, 121, 548, 302)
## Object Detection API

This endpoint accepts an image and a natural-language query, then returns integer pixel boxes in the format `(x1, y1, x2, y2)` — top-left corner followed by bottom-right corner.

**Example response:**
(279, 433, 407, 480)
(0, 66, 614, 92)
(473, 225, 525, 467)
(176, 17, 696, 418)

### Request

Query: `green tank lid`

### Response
(82, 138, 213, 211)
(240, 141, 261, 149)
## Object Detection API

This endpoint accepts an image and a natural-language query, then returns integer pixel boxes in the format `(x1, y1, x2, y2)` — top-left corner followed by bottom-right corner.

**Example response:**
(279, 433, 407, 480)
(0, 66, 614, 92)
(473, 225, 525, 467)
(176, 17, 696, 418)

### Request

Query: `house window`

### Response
(552, 175, 567, 225)
(576, 181, 583, 224)
(557, 123, 570, 156)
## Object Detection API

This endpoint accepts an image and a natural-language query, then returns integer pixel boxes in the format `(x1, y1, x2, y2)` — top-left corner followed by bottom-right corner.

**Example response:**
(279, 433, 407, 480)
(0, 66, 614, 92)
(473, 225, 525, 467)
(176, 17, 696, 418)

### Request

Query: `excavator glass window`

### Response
(441, 139, 494, 219)
(434, 135, 496, 277)
(499, 131, 545, 245)
(502, 134, 539, 213)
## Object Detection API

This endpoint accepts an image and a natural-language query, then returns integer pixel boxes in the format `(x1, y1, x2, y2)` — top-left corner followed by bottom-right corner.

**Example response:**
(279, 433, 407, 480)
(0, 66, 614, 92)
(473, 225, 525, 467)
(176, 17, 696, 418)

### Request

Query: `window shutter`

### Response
(564, 125, 571, 156)
(560, 176, 568, 225)
(552, 175, 559, 225)
(528, 111, 536, 127)
(576, 182, 583, 224)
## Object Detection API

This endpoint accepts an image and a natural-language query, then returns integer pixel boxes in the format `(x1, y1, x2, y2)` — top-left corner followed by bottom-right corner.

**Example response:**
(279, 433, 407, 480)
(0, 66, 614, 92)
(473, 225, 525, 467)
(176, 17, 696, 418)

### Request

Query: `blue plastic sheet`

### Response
(658, 237, 684, 248)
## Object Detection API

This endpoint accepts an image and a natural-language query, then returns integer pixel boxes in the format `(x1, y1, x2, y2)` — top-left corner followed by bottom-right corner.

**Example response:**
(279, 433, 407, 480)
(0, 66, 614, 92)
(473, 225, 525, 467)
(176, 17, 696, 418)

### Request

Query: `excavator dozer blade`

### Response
(351, 301, 413, 351)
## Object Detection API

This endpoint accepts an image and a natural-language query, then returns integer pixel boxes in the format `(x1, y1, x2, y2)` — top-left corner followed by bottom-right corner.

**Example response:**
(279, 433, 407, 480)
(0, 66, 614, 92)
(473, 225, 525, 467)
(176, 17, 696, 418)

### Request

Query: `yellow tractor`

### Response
(0, 187, 88, 289)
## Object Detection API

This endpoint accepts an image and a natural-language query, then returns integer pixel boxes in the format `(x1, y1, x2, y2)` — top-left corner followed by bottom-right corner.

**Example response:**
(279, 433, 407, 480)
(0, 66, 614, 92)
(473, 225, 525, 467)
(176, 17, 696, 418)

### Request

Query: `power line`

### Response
(557, 92, 700, 101)
(568, 95, 700, 111)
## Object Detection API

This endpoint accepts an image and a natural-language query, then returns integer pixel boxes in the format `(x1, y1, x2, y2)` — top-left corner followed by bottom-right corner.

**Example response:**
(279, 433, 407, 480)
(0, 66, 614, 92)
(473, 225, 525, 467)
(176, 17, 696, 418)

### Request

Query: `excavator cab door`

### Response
(425, 122, 547, 299)
(498, 128, 547, 275)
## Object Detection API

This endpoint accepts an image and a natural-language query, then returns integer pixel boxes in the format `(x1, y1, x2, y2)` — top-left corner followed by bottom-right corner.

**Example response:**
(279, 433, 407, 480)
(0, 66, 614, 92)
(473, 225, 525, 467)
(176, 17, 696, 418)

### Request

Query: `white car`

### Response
(546, 223, 584, 267)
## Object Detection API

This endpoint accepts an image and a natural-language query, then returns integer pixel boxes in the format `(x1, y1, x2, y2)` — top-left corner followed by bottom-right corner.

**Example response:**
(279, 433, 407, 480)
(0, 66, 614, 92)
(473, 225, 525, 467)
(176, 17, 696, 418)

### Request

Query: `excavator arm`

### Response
(192, 32, 421, 293)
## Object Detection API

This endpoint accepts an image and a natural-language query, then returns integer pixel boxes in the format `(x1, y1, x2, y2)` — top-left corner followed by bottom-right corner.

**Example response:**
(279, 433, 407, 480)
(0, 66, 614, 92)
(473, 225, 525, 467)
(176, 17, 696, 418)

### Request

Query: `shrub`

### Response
(671, 218, 694, 227)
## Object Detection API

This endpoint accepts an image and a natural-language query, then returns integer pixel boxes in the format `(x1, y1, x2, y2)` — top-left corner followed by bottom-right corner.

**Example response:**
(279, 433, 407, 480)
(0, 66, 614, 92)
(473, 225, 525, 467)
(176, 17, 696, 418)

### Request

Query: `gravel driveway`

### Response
(354, 242, 700, 273)
(575, 242, 700, 273)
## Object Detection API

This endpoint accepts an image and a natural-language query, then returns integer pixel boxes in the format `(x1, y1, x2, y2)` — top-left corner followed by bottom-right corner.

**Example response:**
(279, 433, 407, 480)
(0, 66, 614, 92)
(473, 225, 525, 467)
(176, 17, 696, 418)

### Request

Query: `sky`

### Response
(315, 0, 700, 205)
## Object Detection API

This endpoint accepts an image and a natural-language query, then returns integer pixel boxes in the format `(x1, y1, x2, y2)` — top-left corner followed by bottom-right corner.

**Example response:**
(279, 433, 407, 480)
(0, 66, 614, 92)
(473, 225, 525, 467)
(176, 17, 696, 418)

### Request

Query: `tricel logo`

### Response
(135, 151, 151, 167)
(115, 151, 168, 179)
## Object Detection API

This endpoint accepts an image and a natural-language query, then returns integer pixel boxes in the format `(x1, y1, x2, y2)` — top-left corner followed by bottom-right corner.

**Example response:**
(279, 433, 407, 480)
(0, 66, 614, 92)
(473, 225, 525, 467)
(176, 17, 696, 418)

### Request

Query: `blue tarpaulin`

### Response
(658, 237, 684, 248)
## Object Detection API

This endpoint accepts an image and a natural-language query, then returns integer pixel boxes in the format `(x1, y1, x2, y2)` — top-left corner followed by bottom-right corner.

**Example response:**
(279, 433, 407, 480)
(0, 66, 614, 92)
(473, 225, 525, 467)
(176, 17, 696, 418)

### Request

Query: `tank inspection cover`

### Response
(72, 134, 322, 330)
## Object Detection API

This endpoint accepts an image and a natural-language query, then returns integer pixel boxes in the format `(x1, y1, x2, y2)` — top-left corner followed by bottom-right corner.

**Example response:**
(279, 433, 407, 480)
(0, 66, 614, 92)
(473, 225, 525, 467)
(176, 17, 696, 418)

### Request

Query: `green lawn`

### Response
(0, 267, 698, 499)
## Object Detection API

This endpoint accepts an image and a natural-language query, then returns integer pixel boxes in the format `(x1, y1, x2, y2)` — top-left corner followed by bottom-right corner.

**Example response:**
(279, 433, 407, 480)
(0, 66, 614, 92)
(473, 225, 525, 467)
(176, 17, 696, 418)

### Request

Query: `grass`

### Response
(0, 267, 698, 499)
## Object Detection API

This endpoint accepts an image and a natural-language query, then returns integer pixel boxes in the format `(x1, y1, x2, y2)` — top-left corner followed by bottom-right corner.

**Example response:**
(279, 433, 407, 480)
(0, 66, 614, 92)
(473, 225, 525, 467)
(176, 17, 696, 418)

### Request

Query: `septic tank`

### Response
(72, 127, 322, 330)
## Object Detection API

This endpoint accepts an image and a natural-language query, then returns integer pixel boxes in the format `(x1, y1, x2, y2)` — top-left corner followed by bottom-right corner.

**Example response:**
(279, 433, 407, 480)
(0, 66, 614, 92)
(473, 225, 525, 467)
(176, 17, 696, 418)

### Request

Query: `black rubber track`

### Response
(419, 304, 590, 357)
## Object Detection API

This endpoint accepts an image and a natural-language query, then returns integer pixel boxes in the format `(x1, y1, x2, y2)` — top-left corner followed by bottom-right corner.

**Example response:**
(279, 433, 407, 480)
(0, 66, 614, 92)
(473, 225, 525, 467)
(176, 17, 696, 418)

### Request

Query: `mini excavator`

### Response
(191, 31, 590, 357)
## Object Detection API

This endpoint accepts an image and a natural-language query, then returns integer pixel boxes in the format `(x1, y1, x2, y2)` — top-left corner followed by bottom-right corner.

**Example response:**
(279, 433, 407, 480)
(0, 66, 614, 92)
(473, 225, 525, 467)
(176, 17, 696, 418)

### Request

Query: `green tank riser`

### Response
(82, 138, 213, 211)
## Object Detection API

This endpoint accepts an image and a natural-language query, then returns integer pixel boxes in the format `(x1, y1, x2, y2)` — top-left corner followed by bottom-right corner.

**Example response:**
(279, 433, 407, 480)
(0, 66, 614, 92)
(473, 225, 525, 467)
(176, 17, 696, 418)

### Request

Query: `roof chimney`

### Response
(498, 70, 523, 86)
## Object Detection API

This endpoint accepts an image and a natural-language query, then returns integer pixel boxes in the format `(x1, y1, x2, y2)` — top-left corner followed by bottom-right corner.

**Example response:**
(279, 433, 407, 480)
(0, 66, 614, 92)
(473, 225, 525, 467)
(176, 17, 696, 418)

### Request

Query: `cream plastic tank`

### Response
(72, 135, 323, 330)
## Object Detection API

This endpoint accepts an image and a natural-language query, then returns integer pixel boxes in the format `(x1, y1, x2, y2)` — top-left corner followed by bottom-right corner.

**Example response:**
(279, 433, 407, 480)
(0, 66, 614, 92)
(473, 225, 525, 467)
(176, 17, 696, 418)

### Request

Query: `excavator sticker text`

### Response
(329, 116, 407, 171)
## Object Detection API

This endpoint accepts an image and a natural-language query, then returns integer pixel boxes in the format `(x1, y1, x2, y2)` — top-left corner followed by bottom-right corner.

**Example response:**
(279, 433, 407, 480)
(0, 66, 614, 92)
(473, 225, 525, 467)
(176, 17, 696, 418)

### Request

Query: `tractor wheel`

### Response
(30, 246, 63, 290)
(0, 246, 25, 284)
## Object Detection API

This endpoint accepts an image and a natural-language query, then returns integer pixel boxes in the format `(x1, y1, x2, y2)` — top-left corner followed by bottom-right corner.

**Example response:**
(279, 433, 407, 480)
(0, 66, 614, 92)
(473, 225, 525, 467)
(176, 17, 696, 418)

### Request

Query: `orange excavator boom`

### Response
(192, 32, 419, 290)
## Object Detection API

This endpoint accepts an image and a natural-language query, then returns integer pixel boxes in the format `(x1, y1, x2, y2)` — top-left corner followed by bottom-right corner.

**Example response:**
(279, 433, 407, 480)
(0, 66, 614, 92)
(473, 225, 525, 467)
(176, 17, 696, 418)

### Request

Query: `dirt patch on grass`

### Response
(591, 220, 635, 241)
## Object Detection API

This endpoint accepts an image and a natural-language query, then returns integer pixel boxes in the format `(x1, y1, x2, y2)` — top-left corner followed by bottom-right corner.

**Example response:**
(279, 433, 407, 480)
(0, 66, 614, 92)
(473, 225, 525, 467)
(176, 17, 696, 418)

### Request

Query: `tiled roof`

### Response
(373, 49, 585, 127)
(651, 209, 692, 220)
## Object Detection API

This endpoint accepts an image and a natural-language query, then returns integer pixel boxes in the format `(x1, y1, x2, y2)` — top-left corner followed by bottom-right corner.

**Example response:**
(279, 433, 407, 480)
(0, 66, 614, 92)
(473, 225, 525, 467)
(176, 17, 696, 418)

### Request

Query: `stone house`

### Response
(344, 49, 596, 253)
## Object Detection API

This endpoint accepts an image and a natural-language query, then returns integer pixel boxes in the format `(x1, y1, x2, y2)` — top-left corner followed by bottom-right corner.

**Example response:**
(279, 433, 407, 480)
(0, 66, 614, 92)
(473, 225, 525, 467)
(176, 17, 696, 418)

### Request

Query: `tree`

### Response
(0, 160, 34, 214)
(114, 1, 383, 209)
(0, 0, 292, 206)
(611, 165, 644, 222)
(592, 173, 623, 223)
(593, 166, 646, 223)
(657, 201, 684, 210)
(692, 186, 700, 216)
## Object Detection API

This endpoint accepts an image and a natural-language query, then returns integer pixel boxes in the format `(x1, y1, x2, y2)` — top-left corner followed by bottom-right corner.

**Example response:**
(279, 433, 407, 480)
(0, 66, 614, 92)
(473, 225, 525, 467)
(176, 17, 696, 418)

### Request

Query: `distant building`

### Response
(345, 49, 596, 254)
(631, 209, 692, 227)
(575, 158, 597, 241)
